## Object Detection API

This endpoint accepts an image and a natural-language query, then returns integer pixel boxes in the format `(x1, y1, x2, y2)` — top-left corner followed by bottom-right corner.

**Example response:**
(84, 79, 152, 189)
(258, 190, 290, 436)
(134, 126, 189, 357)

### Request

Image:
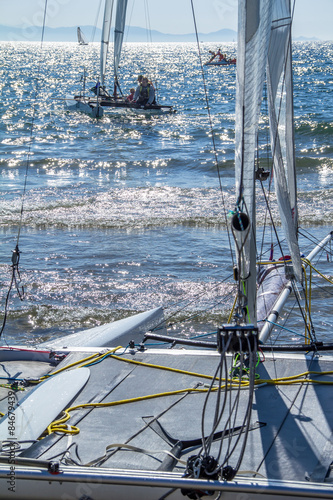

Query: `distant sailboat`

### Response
(77, 27, 88, 45)
(70, 0, 174, 115)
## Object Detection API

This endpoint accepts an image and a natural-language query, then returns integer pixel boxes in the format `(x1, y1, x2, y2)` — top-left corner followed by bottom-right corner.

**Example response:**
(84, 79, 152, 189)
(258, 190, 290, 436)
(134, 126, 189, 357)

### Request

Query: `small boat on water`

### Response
(204, 48, 236, 66)
(205, 59, 236, 66)
(1, 1, 333, 499)
(69, 0, 174, 117)
(77, 27, 88, 46)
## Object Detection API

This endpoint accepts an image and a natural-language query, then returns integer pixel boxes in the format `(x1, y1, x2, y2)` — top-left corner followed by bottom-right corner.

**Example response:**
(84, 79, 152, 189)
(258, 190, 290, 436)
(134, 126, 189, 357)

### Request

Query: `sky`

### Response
(0, 0, 332, 40)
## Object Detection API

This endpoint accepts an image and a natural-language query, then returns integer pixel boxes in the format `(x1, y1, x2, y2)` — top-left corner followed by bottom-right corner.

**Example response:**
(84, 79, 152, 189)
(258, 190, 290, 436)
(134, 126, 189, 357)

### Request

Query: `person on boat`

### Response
(133, 77, 155, 107)
(137, 74, 156, 96)
(217, 49, 224, 61)
(207, 50, 216, 63)
(126, 88, 135, 102)
(90, 81, 109, 98)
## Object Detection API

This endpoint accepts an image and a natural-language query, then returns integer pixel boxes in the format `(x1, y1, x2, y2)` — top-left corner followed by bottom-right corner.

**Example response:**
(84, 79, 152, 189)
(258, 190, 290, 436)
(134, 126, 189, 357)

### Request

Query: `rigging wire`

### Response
(256, 0, 320, 343)
(91, 0, 103, 43)
(142, 0, 159, 97)
(0, 0, 49, 340)
(190, 0, 235, 272)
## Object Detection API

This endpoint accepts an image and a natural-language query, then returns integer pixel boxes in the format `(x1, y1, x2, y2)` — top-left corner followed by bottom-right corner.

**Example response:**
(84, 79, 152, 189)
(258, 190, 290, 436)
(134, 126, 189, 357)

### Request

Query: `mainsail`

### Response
(100, 0, 115, 87)
(267, 0, 302, 282)
(114, 0, 128, 93)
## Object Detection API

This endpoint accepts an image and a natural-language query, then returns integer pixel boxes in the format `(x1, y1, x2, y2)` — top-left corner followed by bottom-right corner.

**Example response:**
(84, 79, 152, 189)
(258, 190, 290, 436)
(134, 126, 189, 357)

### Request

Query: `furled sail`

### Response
(100, 0, 115, 87)
(266, 0, 302, 282)
(234, 0, 273, 324)
(114, 0, 128, 92)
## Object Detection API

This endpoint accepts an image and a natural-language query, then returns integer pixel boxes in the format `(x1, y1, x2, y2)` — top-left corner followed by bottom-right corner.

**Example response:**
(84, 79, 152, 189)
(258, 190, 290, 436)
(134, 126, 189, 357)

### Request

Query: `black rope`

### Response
(183, 330, 257, 485)
(0, 246, 25, 339)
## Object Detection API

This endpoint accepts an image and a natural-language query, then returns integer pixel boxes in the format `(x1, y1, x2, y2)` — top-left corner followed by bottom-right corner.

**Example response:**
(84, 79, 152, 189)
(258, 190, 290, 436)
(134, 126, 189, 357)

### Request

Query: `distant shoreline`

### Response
(0, 24, 325, 43)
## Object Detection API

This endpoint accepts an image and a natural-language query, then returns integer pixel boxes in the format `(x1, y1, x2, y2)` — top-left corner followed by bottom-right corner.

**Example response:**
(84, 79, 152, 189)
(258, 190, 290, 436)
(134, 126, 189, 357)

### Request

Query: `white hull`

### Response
(65, 96, 104, 118)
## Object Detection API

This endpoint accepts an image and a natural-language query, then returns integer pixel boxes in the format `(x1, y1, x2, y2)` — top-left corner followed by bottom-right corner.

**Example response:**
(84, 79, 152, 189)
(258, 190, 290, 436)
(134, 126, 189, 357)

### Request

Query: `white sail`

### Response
(77, 27, 88, 45)
(114, 0, 128, 91)
(234, 0, 273, 324)
(266, 0, 302, 282)
(100, 0, 115, 87)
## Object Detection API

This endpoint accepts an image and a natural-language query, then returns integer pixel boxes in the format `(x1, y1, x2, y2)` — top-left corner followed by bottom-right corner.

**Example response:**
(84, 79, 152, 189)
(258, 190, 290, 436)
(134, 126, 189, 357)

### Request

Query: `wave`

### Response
(296, 120, 333, 137)
(0, 185, 331, 229)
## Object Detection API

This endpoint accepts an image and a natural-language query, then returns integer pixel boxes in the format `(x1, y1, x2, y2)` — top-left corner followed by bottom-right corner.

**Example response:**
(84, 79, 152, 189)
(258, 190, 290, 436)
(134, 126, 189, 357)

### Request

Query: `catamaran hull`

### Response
(70, 96, 175, 115)
(204, 61, 236, 66)
(65, 96, 104, 118)
(1, 466, 332, 500)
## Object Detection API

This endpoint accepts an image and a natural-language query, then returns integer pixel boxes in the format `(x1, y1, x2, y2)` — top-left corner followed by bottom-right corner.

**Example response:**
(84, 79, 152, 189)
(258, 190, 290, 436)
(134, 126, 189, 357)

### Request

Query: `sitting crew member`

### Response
(217, 49, 224, 61)
(126, 88, 135, 102)
(90, 81, 109, 97)
(207, 50, 216, 63)
(133, 77, 155, 107)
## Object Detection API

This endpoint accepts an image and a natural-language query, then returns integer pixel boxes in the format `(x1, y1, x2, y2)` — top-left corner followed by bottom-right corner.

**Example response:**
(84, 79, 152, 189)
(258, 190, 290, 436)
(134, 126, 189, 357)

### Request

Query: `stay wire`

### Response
(0, 0, 49, 340)
(190, 0, 235, 269)
(259, 2, 315, 338)
(91, 0, 103, 43)
(17, 1, 48, 244)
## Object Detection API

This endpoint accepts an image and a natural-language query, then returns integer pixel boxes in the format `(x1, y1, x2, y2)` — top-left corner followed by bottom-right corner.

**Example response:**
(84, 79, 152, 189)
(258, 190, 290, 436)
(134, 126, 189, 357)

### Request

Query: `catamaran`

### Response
(204, 50, 236, 66)
(1, 0, 333, 499)
(68, 0, 174, 116)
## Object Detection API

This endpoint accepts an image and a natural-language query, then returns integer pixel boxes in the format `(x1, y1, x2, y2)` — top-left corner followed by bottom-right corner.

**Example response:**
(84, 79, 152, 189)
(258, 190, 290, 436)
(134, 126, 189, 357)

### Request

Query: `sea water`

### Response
(0, 41, 332, 344)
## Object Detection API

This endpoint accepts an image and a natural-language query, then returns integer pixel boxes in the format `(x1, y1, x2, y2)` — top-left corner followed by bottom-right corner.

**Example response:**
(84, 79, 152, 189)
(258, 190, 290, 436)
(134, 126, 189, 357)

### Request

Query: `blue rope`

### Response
(263, 319, 307, 339)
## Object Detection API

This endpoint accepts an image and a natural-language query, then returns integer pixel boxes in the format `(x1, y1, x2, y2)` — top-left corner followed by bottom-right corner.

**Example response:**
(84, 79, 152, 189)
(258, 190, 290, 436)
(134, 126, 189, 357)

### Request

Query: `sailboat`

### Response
(71, 0, 174, 115)
(77, 27, 88, 46)
(1, 0, 333, 499)
(204, 49, 236, 66)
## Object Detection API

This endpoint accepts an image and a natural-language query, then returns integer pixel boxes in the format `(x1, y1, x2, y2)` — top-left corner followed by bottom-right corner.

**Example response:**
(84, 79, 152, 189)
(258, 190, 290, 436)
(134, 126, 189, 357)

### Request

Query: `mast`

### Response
(114, 0, 128, 96)
(100, 0, 115, 87)
(233, 0, 273, 325)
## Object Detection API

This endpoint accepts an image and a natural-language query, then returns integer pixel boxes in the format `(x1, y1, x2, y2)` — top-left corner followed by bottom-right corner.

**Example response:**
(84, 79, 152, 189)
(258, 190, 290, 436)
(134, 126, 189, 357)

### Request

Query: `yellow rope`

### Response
(108, 353, 239, 382)
(47, 386, 211, 435)
(39, 346, 123, 381)
(227, 293, 238, 324)
(45, 349, 333, 436)
(301, 258, 333, 285)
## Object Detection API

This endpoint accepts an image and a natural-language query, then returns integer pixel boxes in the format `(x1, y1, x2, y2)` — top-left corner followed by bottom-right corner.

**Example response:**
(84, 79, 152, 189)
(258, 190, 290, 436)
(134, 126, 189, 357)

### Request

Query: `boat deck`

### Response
(5, 347, 331, 484)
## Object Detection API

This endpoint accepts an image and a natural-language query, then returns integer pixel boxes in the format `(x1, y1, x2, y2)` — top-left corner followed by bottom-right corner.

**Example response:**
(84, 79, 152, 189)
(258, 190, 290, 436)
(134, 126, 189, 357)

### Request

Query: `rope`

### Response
(43, 349, 333, 438)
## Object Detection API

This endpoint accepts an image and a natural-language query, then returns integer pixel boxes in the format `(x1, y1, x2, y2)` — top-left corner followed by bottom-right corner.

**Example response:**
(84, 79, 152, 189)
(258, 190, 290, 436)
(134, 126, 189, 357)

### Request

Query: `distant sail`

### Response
(77, 27, 88, 45)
